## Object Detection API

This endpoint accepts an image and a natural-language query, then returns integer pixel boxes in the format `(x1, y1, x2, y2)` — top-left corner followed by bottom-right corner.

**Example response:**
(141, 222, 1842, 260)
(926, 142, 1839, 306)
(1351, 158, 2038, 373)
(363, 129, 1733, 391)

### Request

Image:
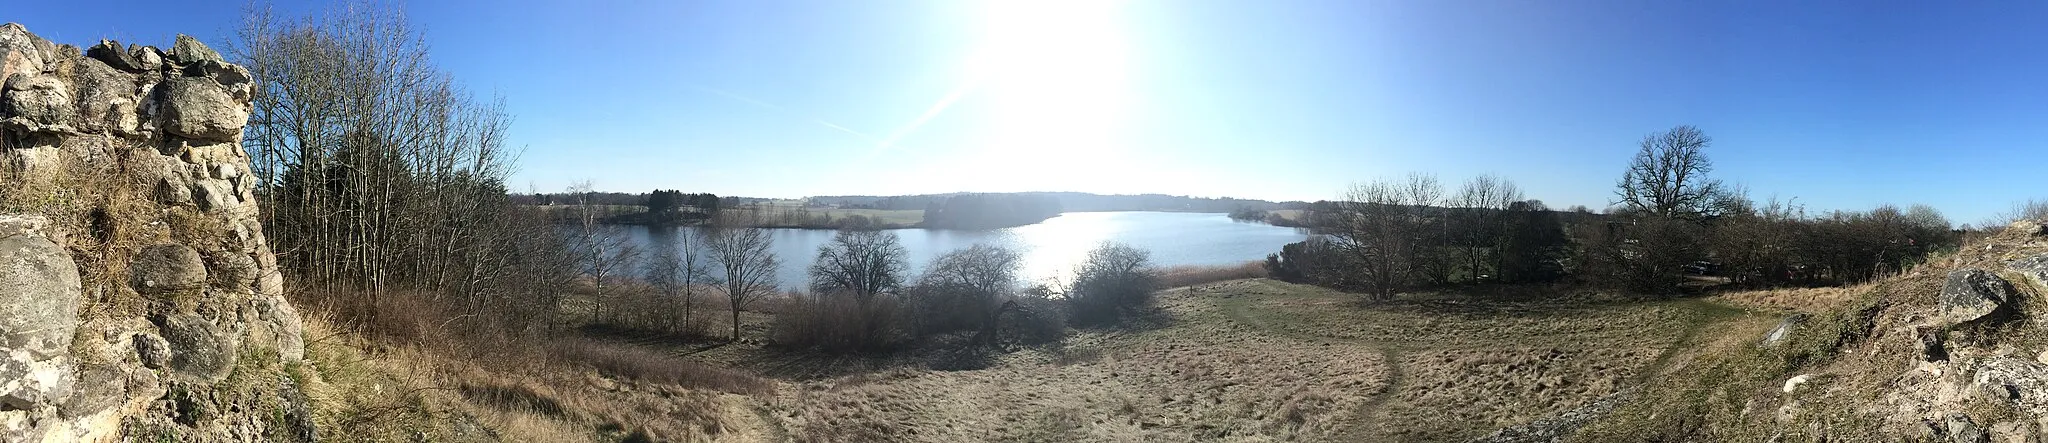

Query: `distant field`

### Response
(1270, 209, 1309, 222)
(720, 205, 925, 228)
(651, 279, 1753, 441)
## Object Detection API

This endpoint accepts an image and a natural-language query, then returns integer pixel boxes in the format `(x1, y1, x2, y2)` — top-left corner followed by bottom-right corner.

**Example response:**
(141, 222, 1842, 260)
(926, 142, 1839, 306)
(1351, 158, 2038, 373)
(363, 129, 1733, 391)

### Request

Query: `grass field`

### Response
(636, 278, 1762, 442)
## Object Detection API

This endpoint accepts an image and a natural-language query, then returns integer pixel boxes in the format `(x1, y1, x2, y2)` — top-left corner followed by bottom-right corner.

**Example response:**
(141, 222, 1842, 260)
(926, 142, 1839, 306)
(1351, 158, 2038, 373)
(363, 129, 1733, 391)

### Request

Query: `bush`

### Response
(902, 244, 1022, 336)
(1008, 295, 1068, 346)
(1265, 238, 1366, 291)
(770, 292, 908, 353)
(1064, 242, 1158, 326)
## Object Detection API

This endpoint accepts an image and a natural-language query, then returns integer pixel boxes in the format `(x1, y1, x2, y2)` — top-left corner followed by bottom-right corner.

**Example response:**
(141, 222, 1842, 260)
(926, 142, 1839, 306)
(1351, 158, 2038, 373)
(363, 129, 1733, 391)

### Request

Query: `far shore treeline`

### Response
(514, 189, 1316, 229)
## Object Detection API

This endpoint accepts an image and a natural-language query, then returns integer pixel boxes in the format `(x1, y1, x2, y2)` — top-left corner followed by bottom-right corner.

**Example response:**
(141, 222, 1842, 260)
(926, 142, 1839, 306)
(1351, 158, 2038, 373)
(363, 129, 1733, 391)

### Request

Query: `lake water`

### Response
(626, 211, 1309, 291)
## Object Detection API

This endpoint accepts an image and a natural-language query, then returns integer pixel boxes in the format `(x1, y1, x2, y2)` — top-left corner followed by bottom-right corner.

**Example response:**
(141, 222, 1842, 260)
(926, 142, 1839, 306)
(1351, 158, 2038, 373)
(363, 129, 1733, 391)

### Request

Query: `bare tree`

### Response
(645, 230, 713, 334)
(1616, 125, 1723, 219)
(1325, 175, 1441, 301)
(567, 181, 641, 322)
(236, 2, 570, 337)
(907, 244, 1023, 334)
(808, 229, 909, 304)
(1064, 242, 1158, 326)
(1453, 174, 1523, 282)
(702, 227, 779, 340)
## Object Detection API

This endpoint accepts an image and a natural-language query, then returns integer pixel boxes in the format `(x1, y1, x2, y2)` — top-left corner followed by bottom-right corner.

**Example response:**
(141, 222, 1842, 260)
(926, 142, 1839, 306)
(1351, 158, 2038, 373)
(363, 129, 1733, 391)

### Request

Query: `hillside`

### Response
(1556, 219, 2048, 441)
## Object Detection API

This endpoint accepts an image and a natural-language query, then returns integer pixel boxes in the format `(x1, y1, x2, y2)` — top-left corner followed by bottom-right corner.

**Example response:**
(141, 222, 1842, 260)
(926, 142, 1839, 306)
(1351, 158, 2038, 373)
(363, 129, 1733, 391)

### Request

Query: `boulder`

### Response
(85, 39, 141, 71)
(0, 217, 83, 358)
(157, 313, 236, 383)
(2009, 254, 2048, 290)
(167, 34, 221, 65)
(1937, 269, 2014, 328)
(0, 215, 81, 441)
(130, 244, 206, 295)
(0, 23, 50, 85)
(159, 76, 246, 142)
(3, 74, 73, 127)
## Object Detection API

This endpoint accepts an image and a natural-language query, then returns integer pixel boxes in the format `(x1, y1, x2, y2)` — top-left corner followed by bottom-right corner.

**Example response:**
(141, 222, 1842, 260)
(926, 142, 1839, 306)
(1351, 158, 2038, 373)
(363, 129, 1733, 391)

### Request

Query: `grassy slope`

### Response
(1570, 227, 2048, 441)
(309, 277, 1783, 442)
(662, 279, 1757, 442)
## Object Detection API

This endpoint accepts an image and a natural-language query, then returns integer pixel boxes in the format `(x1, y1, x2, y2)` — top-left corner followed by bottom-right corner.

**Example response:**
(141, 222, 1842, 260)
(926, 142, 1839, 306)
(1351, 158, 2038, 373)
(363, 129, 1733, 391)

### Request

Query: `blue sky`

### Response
(13, 0, 2046, 224)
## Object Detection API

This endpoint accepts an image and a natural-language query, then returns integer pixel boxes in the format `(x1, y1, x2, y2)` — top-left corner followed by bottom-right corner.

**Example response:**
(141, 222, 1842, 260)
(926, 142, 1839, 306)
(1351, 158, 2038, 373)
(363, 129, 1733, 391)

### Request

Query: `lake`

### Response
(626, 211, 1310, 291)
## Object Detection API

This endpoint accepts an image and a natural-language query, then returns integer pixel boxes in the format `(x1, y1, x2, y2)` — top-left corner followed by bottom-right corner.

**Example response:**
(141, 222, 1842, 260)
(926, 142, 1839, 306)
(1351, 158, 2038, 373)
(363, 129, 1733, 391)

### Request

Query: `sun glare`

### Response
(973, 0, 1134, 190)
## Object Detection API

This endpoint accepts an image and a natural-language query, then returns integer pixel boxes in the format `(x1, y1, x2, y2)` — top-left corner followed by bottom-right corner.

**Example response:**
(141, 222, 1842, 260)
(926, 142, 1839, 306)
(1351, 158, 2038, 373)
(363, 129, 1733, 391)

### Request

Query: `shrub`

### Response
(903, 244, 1022, 336)
(1064, 242, 1158, 327)
(1265, 238, 1366, 291)
(770, 292, 908, 353)
(1008, 295, 1068, 346)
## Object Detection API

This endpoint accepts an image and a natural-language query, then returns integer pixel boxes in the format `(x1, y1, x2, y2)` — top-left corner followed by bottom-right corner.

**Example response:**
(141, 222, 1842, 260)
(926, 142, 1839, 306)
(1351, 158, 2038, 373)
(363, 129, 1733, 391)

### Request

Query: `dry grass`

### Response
(1155, 261, 1268, 288)
(1712, 283, 1876, 313)
(548, 338, 773, 395)
(298, 290, 783, 442)
(696, 278, 1741, 442)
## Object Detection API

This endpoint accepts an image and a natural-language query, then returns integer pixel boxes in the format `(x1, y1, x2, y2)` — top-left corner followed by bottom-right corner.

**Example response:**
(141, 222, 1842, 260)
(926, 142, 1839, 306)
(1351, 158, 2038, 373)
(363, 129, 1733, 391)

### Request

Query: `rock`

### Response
(157, 313, 236, 383)
(71, 55, 136, 135)
(0, 218, 84, 358)
(192, 179, 236, 212)
(183, 59, 251, 86)
(0, 216, 81, 442)
(0, 23, 50, 84)
(1948, 413, 1990, 443)
(0, 214, 52, 241)
(1762, 314, 1808, 347)
(2008, 219, 2046, 237)
(130, 244, 207, 295)
(86, 39, 141, 71)
(1783, 374, 1816, 394)
(1918, 326, 1950, 362)
(1471, 389, 1637, 443)
(3, 73, 73, 127)
(167, 34, 221, 65)
(0, 24, 306, 441)
(154, 176, 194, 206)
(130, 44, 163, 71)
(135, 333, 170, 369)
(1937, 269, 2015, 328)
(241, 294, 305, 361)
(1974, 357, 2048, 413)
(2009, 254, 2048, 290)
(60, 365, 125, 417)
(159, 76, 247, 142)
(1987, 421, 2038, 443)
(208, 252, 258, 290)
